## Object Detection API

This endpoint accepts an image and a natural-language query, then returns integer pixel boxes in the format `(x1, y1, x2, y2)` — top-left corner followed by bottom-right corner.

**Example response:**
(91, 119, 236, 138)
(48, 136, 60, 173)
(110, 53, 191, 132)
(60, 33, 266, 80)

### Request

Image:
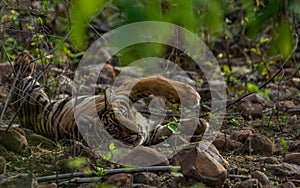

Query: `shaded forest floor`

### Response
(0, 1, 300, 187)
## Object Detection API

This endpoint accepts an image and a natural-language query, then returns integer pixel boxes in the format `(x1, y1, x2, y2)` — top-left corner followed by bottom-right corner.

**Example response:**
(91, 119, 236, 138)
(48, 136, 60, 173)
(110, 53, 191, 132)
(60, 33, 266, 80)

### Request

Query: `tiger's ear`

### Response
(13, 51, 34, 78)
(104, 88, 114, 110)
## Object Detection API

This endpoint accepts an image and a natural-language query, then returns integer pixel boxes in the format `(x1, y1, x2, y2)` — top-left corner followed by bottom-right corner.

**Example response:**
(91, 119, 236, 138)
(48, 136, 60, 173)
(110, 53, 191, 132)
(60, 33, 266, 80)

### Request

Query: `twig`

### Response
(37, 166, 181, 182)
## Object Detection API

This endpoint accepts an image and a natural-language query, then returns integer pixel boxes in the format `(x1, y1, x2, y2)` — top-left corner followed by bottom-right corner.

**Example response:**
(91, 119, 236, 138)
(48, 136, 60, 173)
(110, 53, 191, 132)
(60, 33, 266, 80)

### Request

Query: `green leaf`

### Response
(70, 0, 106, 50)
(96, 167, 106, 176)
(280, 138, 288, 154)
(247, 83, 259, 93)
(167, 121, 179, 134)
(270, 19, 294, 59)
(109, 143, 115, 151)
(102, 152, 112, 161)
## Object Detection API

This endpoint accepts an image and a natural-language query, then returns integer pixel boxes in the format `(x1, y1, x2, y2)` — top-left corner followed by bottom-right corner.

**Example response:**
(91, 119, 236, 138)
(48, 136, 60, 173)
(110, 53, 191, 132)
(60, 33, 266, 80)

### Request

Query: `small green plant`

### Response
(102, 142, 116, 161)
(95, 167, 106, 177)
(227, 117, 243, 127)
(167, 117, 180, 134)
(280, 138, 288, 154)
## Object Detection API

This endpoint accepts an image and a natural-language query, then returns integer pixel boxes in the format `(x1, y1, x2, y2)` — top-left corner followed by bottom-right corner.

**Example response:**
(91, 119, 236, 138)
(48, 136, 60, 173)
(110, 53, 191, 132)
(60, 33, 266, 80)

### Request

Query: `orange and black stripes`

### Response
(11, 52, 144, 145)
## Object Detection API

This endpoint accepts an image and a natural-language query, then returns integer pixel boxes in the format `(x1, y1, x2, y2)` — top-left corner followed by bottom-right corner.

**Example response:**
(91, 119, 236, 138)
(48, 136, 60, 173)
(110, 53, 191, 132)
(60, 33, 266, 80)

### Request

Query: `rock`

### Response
(287, 141, 300, 152)
(38, 182, 58, 188)
(118, 146, 169, 167)
(133, 172, 159, 185)
(284, 153, 300, 166)
(77, 183, 98, 188)
(243, 93, 266, 104)
(172, 142, 228, 187)
(105, 173, 133, 187)
(254, 157, 280, 164)
(0, 127, 28, 153)
(230, 129, 253, 143)
(0, 156, 6, 174)
(131, 184, 157, 188)
(0, 173, 38, 188)
(212, 136, 243, 152)
(251, 171, 270, 187)
(235, 178, 262, 188)
(283, 68, 300, 78)
(268, 84, 298, 102)
(291, 77, 300, 90)
(276, 101, 296, 111)
(280, 181, 296, 188)
(26, 134, 58, 149)
(266, 162, 300, 177)
(242, 134, 274, 156)
(238, 94, 268, 119)
(239, 102, 263, 119)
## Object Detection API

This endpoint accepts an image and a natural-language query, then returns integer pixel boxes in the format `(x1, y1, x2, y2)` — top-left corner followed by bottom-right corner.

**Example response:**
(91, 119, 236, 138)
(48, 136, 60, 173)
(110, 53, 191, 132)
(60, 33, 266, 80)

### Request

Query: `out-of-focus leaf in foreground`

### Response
(70, 0, 106, 50)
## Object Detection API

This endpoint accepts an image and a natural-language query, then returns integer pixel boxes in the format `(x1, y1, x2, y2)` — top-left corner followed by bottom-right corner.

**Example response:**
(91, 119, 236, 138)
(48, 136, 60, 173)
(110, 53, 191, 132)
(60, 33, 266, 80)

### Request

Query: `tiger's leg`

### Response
(116, 76, 200, 108)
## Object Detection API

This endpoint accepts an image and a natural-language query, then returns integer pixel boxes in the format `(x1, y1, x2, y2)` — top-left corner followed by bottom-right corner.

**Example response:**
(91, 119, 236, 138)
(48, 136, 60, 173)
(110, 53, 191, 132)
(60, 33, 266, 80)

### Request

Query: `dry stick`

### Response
(211, 34, 299, 115)
(37, 166, 181, 182)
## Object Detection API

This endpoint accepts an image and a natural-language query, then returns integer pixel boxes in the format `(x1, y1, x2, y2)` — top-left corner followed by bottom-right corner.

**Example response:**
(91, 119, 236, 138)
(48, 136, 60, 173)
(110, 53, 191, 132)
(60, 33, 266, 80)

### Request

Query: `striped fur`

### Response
(11, 52, 144, 146)
(11, 52, 202, 146)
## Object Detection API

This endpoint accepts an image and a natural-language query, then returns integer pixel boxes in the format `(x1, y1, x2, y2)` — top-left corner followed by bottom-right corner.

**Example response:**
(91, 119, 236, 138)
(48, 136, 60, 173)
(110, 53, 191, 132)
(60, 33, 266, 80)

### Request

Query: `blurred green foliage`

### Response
(71, 0, 106, 49)
(70, 0, 298, 61)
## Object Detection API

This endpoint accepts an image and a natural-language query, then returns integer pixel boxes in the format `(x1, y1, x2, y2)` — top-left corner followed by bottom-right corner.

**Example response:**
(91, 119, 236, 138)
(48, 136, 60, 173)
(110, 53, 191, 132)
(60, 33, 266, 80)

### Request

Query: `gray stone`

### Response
(118, 146, 169, 167)
(213, 136, 243, 152)
(0, 127, 28, 153)
(105, 173, 133, 187)
(254, 157, 280, 164)
(251, 171, 270, 187)
(133, 172, 159, 185)
(266, 162, 300, 177)
(235, 178, 262, 188)
(230, 129, 253, 143)
(0, 173, 38, 188)
(284, 153, 300, 166)
(280, 181, 296, 188)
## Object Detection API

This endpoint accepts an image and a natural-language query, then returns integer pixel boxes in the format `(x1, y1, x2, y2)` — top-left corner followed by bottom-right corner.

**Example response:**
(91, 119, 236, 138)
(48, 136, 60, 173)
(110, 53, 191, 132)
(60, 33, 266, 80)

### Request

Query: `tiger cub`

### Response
(11, 51, 143, 146)
(11, 51, 202, 146)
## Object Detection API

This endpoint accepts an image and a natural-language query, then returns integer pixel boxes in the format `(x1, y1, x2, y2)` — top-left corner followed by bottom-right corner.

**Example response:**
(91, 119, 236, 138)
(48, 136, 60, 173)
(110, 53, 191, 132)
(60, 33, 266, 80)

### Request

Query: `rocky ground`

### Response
(0, 62, 299, 188)
(0, 1, 299, 187)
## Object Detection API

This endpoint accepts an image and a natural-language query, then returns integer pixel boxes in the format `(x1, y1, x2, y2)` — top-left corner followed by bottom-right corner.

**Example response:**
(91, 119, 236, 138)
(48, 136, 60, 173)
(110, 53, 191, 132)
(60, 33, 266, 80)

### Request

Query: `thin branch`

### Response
(37, 166, 181, 182)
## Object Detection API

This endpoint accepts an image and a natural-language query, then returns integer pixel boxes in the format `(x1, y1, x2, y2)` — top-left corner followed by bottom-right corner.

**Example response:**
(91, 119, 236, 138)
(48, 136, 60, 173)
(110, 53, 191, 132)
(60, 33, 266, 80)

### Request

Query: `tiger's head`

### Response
(97, 88, 145, 146)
